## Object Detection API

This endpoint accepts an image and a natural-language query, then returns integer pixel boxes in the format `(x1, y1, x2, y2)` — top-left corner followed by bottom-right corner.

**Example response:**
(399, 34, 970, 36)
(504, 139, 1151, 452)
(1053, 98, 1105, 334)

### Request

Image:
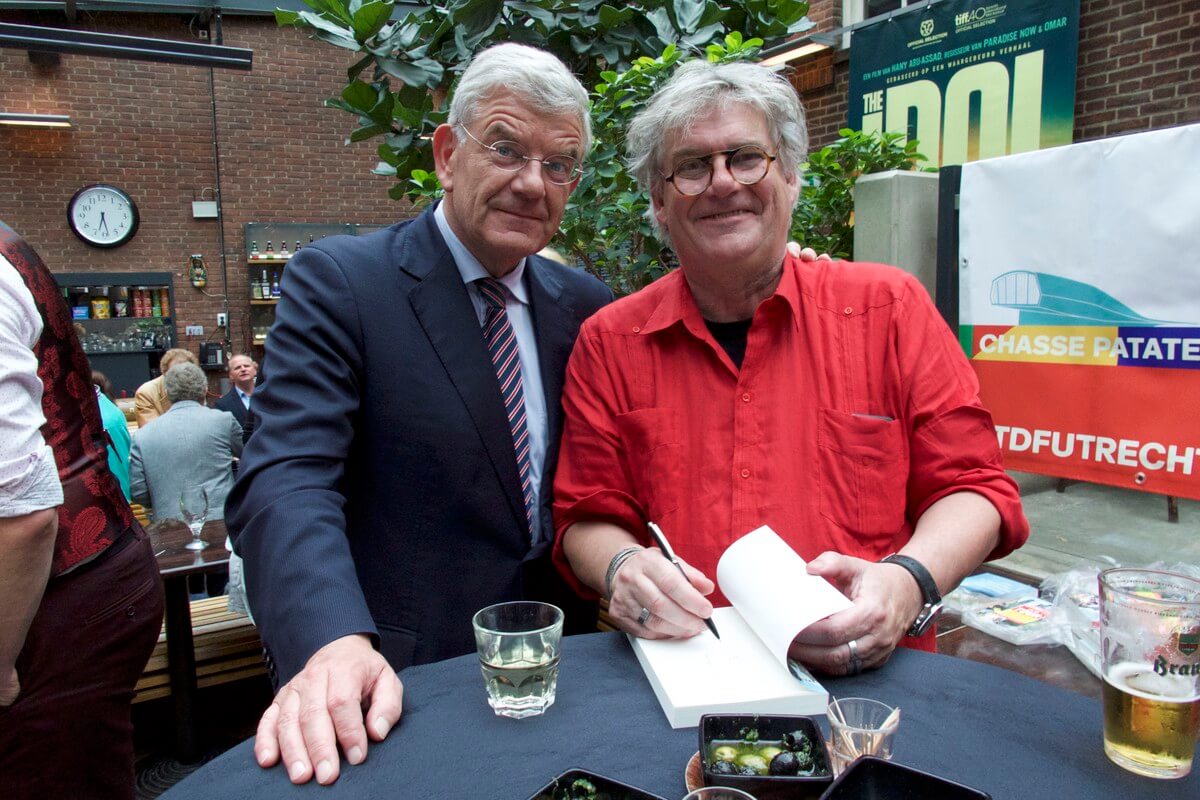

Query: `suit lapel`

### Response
(401, 209, 528, 536)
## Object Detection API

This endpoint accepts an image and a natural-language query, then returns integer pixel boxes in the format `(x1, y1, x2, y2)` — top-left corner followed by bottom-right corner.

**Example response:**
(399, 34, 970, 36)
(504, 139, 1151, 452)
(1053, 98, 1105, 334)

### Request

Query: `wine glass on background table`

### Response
(179, 485, 209, 551)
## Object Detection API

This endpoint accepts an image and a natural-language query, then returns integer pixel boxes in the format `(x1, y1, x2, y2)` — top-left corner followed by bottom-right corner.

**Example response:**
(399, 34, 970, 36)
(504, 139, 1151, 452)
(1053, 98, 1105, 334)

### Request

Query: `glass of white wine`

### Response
(179, 485, 210, 551)
(472, 601, 563, 719)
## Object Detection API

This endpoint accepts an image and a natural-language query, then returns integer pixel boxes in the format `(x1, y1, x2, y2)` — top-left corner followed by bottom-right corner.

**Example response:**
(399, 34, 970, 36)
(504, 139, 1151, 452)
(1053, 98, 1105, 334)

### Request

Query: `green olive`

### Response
(758, 746, 783, 761)
(712, 745, 739, 762)
(736, 753, 769, 773)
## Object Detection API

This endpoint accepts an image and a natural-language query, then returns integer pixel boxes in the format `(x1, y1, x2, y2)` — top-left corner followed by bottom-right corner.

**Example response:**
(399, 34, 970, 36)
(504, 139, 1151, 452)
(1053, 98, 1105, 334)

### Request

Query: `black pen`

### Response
(646, 521, 720, 639)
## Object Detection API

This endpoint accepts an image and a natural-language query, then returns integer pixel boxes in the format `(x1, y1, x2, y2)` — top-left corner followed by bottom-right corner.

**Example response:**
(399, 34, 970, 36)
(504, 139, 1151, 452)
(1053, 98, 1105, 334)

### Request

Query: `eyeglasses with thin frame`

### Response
(663, 145, 778, 196)
(458, 125, 582, 186)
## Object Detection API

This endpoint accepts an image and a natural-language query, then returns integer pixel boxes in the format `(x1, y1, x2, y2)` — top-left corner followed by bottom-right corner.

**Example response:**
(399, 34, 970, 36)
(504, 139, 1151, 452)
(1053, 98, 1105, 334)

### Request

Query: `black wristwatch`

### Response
(881, 554, 943, 637)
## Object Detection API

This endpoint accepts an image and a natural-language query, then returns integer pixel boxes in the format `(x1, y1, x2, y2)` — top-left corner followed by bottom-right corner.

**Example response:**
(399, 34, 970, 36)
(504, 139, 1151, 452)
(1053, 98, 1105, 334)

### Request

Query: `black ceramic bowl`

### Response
(527, 768, 668, 800)
(700, 714, 834, 800)
(818, 756, 992, 799)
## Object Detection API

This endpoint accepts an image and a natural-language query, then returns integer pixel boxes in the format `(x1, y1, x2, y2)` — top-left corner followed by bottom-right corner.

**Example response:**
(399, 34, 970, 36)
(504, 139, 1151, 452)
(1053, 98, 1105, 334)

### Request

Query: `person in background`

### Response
(215, 353, 257, 433)
(129, 362, 242, 523)
(0, 223, 163, 800)
(553, 60, 1029, 678)
(226, 42, 615, 786)
(91, 370, 132, 501)
(130, 362, 244, 601)
(133, 347, 198, 428)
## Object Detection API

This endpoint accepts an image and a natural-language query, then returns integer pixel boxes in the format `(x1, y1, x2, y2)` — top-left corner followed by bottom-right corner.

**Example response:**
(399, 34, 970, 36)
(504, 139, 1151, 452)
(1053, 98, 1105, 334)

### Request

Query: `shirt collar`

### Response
(235, 386, 251, 402)
(640, 253, 803, 337)
(434, 201, 530, 305)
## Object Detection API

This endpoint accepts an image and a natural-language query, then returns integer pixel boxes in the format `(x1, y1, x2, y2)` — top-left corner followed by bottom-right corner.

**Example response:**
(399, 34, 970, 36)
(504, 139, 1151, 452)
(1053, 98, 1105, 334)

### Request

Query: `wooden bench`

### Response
(134, 596, 266, 703)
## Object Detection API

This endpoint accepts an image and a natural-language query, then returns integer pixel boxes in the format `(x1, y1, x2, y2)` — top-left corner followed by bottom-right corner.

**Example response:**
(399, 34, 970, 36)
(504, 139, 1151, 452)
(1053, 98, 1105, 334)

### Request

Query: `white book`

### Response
(629, 525, 853, 728)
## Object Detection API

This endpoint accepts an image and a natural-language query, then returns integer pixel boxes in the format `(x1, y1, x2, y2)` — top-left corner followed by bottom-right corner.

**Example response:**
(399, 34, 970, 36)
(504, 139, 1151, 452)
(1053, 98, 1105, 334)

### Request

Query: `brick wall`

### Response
(2, 2, 1198, 357)
(1075, 0, 1200, 140)
(797, 0, 1200, 150)
(0, 11, 401, 378)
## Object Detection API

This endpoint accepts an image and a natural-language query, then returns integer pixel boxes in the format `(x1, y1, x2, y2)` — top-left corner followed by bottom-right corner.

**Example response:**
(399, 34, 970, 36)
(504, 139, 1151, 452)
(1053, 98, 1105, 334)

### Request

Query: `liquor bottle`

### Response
(250, 240, 259, 260)
(308, 235, 314, 246)
(271, 271, 281, 298)
(280, 241, 290, 258)
(260, 270, 269, 299)
(295, 240, 301, 255)
(251, 272, 263, 300)
(266, 241, 274, 258)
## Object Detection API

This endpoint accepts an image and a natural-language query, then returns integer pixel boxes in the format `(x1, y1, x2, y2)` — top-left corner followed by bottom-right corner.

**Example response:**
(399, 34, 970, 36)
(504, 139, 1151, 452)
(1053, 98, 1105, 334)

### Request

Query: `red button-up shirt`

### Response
(552, 255, 1028, 649)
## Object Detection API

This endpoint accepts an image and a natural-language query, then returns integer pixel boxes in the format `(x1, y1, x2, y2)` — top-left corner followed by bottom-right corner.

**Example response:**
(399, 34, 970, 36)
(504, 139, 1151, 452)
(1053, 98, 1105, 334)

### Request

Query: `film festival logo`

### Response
(920, 19, 935, 37)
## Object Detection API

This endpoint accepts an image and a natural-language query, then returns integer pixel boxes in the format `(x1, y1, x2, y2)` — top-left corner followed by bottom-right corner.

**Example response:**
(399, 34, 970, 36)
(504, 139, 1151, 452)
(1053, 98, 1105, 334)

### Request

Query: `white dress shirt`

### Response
(434, 202, 549, 543)
(0, 254, 64, 517)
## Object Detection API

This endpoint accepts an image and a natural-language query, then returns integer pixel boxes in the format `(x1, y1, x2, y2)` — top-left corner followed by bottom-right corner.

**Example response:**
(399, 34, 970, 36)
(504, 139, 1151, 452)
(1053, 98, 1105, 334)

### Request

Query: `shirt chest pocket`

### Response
(614, 407, 681, 519)
(818, 408, 908, 539)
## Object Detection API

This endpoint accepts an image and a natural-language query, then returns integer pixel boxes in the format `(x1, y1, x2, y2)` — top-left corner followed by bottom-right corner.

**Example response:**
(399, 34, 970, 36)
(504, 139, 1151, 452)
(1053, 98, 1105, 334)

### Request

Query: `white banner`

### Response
(960, 123, 1200, 327)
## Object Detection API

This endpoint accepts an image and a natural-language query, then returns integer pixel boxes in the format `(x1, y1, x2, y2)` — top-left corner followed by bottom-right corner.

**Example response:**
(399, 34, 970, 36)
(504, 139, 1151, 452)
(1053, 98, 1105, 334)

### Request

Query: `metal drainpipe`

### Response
(208, 8, 233, 352)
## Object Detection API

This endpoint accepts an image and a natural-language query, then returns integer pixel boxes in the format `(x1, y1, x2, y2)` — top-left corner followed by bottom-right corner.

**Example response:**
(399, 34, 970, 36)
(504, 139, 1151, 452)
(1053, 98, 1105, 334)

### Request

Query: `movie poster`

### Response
(848, 0, 1079, 165)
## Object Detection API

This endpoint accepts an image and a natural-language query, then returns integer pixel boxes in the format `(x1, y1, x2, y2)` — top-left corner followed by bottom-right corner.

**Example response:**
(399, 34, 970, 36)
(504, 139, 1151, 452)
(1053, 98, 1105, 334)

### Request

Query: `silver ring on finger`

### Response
(846, 638, 863, 676)
(637, 606, 651, 626)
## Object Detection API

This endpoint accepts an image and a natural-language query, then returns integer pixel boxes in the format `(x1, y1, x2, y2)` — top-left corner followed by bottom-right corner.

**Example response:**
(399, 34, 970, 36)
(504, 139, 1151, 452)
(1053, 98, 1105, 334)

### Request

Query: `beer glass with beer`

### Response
(1099, 568, 1200, 779)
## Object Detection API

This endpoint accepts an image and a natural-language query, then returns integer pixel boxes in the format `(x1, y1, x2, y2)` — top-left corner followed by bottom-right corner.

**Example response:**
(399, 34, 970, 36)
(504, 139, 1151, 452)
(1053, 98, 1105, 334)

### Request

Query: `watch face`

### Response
(68, 184, 139, 248)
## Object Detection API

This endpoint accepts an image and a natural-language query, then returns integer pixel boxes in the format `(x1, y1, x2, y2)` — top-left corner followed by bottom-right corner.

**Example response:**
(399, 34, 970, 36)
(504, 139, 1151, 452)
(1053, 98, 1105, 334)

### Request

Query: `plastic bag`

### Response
(961, 595, 1060, 646)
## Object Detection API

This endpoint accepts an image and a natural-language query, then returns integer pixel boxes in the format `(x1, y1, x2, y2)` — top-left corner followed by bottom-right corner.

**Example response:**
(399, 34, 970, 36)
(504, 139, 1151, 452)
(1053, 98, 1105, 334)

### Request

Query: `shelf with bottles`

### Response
(244, 222, 356, 264)
(248, 266, 284, 302)
(54, 272, 176, 350)
(247, 238, 307, 263)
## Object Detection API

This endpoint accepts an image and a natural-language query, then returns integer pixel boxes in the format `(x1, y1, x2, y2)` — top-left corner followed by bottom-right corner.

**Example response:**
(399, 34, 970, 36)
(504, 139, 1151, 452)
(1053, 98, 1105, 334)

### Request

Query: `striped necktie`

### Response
(476, 277, 534, 536)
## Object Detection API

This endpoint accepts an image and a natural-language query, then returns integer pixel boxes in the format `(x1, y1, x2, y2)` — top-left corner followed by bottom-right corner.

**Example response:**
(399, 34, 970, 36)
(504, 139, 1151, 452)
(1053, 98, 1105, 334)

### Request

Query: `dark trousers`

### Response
(0, 534, 164, 800)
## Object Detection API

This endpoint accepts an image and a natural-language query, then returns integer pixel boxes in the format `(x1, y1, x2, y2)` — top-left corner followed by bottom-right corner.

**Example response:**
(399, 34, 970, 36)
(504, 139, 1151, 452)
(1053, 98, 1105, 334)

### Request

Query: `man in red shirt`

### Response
(552, 60, 1029, 676)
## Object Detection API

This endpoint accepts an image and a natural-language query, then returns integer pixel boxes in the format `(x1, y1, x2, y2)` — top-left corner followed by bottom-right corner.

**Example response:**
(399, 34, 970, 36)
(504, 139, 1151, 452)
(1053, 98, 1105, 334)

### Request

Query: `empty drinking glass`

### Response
(179, 486, 209, 550)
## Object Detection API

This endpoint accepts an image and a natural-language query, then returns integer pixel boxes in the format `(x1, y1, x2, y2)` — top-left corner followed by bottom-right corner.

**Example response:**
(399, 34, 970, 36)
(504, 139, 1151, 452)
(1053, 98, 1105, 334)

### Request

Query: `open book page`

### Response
(716, 525, 854, 669)
(630, 606, 805, 710)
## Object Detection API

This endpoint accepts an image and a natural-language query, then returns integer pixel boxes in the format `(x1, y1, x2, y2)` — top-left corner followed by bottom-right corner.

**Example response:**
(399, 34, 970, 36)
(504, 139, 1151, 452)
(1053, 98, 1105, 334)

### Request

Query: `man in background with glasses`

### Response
(552, 60, 1028, 679)
(227, 43, 612, 785)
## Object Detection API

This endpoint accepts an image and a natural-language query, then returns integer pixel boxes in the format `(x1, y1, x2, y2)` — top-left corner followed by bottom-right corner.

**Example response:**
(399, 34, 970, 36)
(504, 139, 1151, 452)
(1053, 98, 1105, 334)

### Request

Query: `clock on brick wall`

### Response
(67, 184, 140, 248)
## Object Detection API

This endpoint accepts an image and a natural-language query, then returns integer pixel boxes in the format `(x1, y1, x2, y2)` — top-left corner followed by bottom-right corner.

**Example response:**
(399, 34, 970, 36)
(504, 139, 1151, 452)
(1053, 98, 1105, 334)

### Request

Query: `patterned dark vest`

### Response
(0, 224, 139, 575)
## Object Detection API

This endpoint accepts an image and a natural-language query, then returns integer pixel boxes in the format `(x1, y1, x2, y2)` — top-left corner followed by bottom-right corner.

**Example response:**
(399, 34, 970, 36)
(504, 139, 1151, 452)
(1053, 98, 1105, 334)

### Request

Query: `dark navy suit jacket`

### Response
(214, 387, 248, 429)
(226, 206, 612, 686)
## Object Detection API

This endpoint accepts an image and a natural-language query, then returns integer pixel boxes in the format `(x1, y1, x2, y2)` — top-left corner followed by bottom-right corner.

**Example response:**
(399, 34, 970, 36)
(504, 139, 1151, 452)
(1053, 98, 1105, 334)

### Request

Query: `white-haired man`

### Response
(227, 43, 614, 785)
(553, 60, 1029, 679)
(129, 362, 242, 524)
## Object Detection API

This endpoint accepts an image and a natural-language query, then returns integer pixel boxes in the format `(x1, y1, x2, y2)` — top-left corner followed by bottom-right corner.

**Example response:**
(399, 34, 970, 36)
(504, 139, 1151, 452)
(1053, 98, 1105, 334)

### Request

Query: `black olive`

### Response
(710, 760, 737, 775)
(769, 751, 800, 776)
(781, 729, 810, 751)
(738, 765, 760, 776)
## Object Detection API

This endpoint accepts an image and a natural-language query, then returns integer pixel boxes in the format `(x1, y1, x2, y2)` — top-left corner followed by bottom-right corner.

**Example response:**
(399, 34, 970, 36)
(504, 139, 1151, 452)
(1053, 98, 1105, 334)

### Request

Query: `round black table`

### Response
(161, 632, 1196, 799)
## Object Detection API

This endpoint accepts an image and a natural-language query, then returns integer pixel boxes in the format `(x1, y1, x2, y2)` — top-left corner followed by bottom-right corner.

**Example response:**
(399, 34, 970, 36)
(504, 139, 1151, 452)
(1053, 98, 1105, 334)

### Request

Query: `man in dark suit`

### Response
(226, 42, 612, 786)
(213, 352, 256, 430)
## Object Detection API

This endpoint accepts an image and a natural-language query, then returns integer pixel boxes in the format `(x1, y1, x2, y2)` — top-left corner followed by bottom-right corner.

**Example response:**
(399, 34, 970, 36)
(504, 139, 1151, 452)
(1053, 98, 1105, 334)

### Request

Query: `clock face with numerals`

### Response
(67, 184, 139, 248)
